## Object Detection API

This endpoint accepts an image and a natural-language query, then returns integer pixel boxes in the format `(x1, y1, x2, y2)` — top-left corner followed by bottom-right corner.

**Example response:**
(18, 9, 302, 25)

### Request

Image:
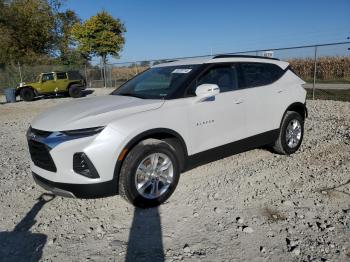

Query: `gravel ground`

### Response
(0, 88, 349, 262)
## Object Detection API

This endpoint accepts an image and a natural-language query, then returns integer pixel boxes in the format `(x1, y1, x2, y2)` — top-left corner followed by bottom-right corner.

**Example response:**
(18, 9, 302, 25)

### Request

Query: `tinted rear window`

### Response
(56, 72, 67, 79)
(67, 71, 83, 80)
(240, 63, 284, 88)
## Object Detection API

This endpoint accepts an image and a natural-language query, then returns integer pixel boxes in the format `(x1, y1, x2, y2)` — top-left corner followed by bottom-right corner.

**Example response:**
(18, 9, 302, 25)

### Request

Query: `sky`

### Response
(65, 0, 350, 63)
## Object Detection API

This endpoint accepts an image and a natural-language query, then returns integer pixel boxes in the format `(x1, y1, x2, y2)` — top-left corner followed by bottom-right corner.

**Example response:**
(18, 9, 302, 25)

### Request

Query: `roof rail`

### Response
(213, 54, 280, 61)
(162, 59, 178, 63)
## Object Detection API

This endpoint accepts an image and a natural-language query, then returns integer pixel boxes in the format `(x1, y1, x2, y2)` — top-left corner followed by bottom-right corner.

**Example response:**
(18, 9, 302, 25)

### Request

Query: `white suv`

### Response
(27, 55, 307, 207)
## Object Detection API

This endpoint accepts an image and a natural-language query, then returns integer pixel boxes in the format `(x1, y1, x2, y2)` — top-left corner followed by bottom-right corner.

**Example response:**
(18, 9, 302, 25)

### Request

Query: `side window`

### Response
(240, 63, 284, 88)
(196, 65, 238, 93)
(56, 72, 67, 80)
(42, 73, 54, 81)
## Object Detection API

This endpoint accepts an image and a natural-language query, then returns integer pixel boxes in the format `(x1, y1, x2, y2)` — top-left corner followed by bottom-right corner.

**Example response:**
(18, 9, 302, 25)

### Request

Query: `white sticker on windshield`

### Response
(172, 69, 192, 74)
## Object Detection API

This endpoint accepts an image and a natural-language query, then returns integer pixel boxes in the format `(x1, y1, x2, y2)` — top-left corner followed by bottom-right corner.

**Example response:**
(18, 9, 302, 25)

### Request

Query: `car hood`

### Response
(31, 95, 164, 131)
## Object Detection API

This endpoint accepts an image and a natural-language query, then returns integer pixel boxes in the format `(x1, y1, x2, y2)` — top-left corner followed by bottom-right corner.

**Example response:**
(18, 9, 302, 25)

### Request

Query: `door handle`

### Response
(233, 99, 243, 104)
(277, 89, 284, 93)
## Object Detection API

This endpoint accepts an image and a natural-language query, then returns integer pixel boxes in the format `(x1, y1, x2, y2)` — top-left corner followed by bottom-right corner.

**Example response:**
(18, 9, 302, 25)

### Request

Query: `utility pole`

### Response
(100, 58, 103, 87)
(18, 62, 23, 83)
(84, 64, 88, 88)
(103, 61, 107, 88)
(134, 61, 138, 75)
(312, 46, 318, 100)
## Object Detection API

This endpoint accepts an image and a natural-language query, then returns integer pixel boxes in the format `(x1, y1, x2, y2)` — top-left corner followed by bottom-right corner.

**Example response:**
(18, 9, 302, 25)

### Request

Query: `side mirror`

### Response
(195, 84, 220, 101)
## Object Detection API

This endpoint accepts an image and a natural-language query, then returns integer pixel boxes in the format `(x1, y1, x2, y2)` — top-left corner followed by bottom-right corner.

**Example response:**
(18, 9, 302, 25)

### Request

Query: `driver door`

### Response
(40, 73, 56, 93)
(187, 64, 247, 154)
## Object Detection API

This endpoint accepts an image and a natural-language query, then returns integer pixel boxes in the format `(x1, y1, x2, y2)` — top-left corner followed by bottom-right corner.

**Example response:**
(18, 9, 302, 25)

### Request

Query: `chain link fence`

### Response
(1, 41, 349, 100)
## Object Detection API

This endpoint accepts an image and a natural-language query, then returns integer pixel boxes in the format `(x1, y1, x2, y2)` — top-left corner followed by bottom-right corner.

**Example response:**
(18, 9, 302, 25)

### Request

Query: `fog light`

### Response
(73, 153, 99, 179)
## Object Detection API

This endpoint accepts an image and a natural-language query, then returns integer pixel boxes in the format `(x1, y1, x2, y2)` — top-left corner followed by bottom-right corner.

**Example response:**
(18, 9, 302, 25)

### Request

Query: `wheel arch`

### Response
(113, 128, 188, 193)
(286, 102, 308, 119)
(17, 86, 38, 96)
(67, 81, 82, 90)
(277, 102, 307, 133)
(274, 103, 306, 155)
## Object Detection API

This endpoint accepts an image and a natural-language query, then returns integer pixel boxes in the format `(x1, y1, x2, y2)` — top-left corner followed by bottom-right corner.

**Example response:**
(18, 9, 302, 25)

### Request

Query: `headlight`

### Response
(61, 126, 105, 137)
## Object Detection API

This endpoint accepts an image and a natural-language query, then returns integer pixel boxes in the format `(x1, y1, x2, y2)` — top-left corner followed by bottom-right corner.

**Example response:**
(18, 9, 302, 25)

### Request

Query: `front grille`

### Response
(28, 140, 57, 172)
(30, 128, 52, 138)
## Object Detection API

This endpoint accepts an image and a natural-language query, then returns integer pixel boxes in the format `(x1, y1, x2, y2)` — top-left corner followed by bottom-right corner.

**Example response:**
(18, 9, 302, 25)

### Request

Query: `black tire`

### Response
(119, 139, 180, 208)
(20, 87, 35, 102)
(273, 111, 304, 155)
(68, 85, 81, 98)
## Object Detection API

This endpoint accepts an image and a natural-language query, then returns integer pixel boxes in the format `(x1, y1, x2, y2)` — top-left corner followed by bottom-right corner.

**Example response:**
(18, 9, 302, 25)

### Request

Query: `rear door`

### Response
(239, 62, 286, 137)
(55, 72, 69, 92)
(187, 64, 248, 154)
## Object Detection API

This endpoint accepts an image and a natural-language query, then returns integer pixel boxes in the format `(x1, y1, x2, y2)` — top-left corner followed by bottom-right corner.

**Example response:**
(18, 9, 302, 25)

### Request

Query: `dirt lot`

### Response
(0, 88, 349, 262)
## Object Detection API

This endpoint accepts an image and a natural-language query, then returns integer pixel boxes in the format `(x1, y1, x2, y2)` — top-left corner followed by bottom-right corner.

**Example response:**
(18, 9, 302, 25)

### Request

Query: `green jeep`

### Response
(16, 71, 86, 101)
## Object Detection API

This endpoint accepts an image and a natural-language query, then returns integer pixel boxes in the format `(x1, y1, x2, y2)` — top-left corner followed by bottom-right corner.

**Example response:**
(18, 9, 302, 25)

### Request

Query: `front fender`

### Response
(16, 86, 38, 96)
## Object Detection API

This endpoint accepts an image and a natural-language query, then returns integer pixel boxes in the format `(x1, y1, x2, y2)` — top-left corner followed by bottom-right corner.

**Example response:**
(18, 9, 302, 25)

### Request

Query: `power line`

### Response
(108, 41, 350, 65)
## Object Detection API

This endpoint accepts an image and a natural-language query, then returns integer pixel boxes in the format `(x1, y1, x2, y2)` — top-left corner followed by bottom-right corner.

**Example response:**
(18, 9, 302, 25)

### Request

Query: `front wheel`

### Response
(118, 139, 180, 208)
(20, 87, 35, 101)
(273, 111, 304, 155)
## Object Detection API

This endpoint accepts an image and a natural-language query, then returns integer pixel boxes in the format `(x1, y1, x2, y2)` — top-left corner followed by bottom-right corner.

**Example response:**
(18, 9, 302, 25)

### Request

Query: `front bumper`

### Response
(27, 126, 125, 185)
(33, 172, 117, 198)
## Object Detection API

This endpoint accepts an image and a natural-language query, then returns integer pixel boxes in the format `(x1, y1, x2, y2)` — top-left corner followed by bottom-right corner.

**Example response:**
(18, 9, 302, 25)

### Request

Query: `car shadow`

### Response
(1, 89, 95, 104)
(81, 89, 95, 97)
(125, 207, 164, 262)
(40, 89, 95, 100)
(0, 193, 55, 262)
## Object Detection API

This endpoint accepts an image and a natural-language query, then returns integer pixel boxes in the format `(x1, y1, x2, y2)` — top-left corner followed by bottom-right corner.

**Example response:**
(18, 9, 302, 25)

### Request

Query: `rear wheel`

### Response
(68, 85, 81, 98)
(119, 139, 180, 208)
(273, 111, 304, 155)
(20, 87, 35, 102)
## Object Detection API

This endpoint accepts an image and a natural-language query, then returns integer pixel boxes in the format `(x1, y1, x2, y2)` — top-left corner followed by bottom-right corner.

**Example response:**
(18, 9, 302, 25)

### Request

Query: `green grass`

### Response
(306, 89, 350, 102)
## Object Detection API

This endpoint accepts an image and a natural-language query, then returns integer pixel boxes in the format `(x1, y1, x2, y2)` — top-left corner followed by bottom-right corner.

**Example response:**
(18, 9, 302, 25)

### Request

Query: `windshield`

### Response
(112, 65, 199, 99)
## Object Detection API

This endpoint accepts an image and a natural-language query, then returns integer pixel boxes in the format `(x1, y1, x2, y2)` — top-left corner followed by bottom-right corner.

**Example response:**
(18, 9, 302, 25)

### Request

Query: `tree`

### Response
(0, 0, 87, 66)
(55, 9, 82, 64)
(0, 0, 57, 64)
(71, 11, 126, 86)
(72, 11, 126, 64)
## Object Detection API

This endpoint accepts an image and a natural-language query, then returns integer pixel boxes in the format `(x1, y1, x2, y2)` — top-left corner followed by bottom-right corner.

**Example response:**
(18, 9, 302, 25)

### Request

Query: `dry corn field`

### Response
(288, 56, 350, 82)
(106, 57, 350, 83)
(1, 56, 350, 92)
(110, 66, 148, 81)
